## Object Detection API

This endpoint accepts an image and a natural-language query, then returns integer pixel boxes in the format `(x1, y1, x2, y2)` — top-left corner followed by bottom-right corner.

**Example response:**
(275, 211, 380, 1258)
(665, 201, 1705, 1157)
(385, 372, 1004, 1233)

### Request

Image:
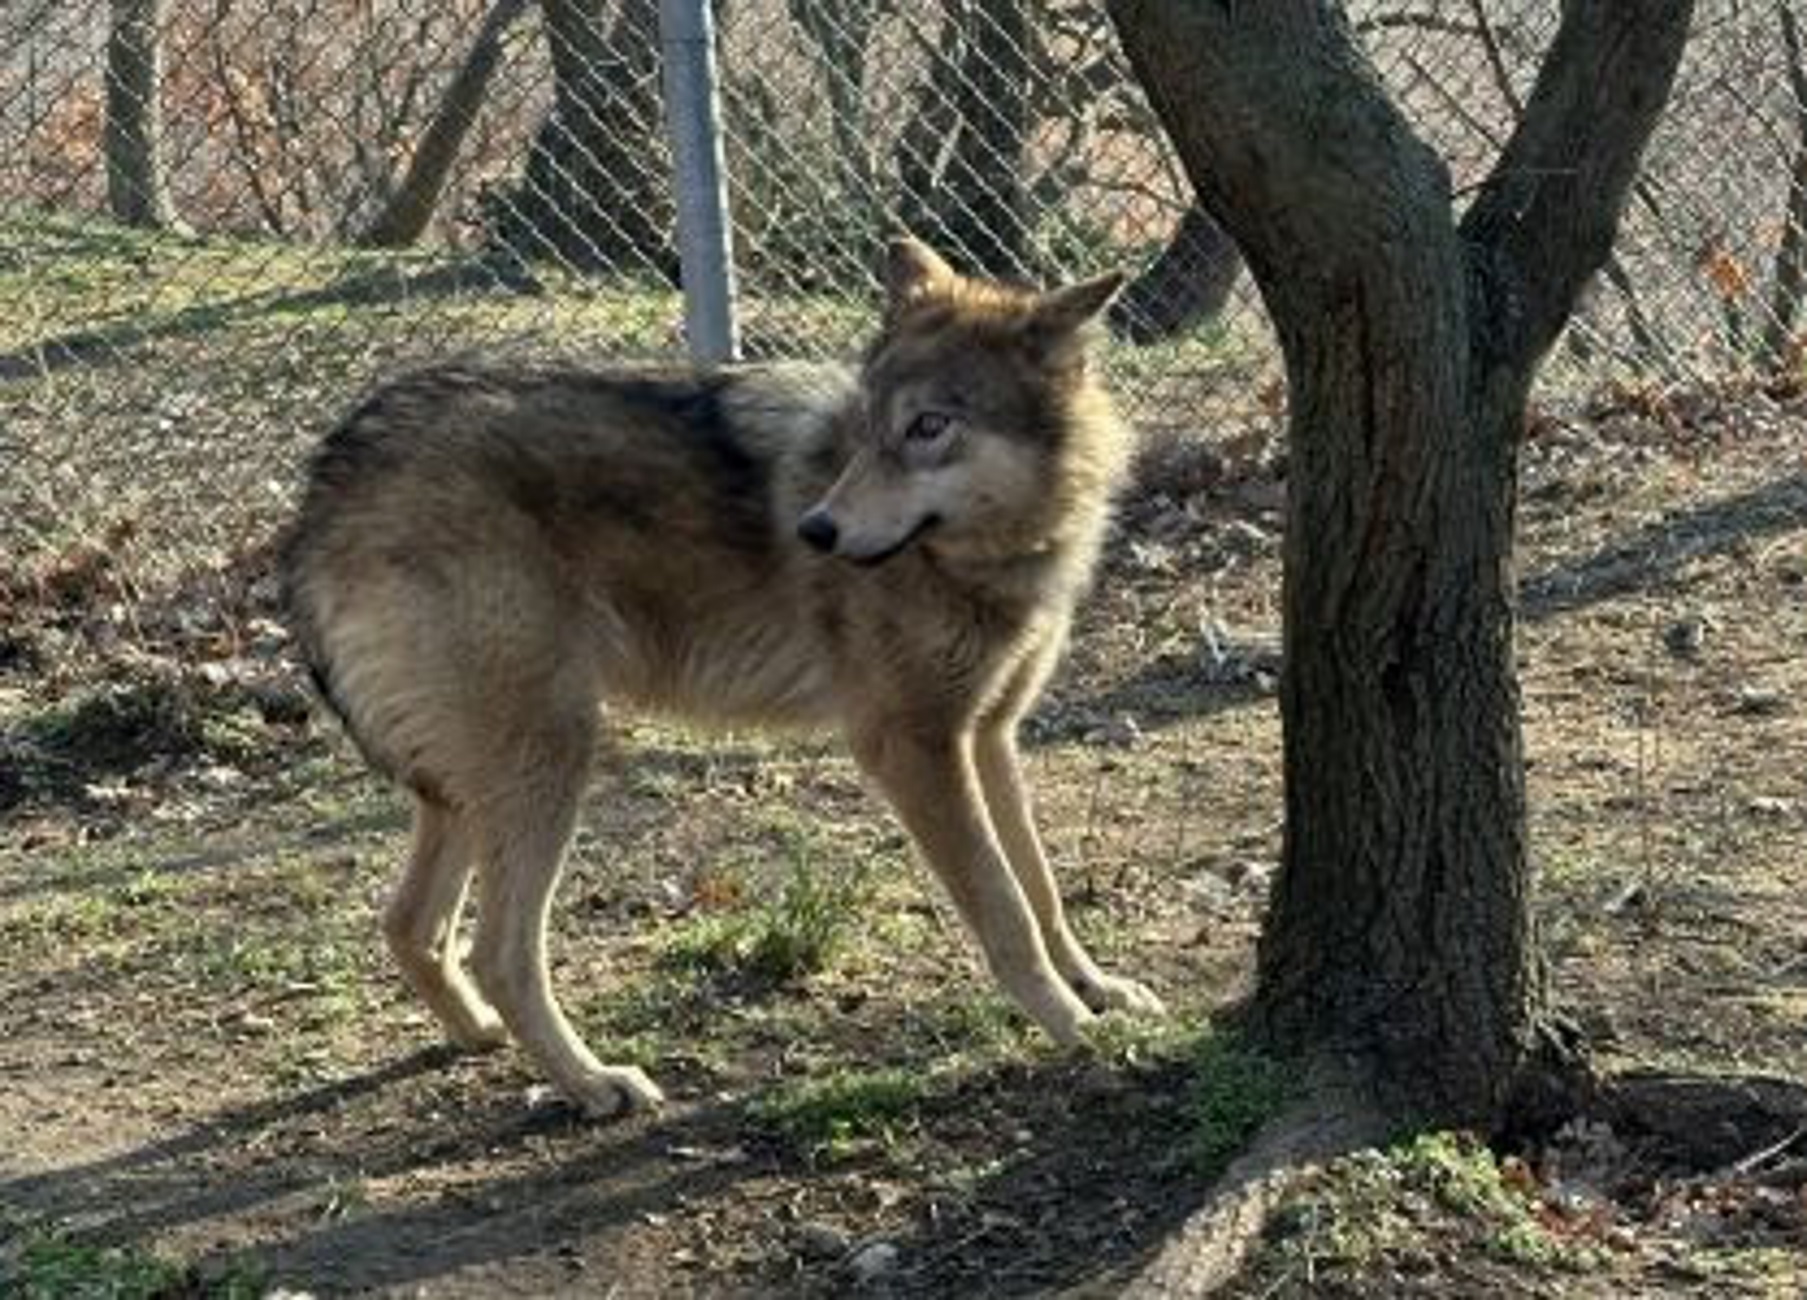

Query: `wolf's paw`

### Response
(1014, 982, 1098, 1048)
(569, 1066, 666, 1120)
(1073, 971, 1166, 1017)
(447, 1008, 509, 1052)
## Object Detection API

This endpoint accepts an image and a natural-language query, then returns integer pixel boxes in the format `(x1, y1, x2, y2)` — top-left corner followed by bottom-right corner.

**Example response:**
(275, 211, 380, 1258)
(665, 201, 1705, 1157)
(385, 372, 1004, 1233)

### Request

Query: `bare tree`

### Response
(359, 0, 532, 248)
(896, 0, 1035, 277)
(1101, 5, 1699, 1283)
(1764, 1, 1807, 370)
(490, 0, 674, 275)
(1105, 0, 1693, 1129)
(104, 0, 178, 228)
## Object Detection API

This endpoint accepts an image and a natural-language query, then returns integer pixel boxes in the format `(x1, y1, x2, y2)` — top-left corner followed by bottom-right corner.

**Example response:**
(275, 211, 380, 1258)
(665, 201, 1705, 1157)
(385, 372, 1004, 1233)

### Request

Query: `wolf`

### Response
(280, 239, 1163, 1118)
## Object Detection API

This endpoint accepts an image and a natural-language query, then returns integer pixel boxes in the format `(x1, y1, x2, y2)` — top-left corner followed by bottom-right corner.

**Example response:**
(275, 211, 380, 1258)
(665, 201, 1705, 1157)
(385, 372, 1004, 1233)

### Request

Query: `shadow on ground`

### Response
(1522, 470, 1807, 621)
(1, 1041, 1218, 1296)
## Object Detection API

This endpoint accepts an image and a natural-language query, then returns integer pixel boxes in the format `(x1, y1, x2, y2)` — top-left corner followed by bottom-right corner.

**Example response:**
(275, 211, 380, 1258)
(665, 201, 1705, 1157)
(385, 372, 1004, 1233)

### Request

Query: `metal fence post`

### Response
(659, 0, 740, 366)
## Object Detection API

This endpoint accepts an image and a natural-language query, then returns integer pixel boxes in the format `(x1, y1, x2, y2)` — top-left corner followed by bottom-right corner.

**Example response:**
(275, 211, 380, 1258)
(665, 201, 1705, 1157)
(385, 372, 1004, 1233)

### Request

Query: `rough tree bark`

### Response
(358, 0, 532, 249)
(489, 0, 674, 275)
(1105, 0, 1694, 1126)
(104, 0, 178, 229)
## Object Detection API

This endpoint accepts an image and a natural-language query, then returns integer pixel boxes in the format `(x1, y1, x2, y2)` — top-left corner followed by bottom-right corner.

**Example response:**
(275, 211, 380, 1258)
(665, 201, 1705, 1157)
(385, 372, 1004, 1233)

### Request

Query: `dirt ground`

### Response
(2, 380, 1804, 1297)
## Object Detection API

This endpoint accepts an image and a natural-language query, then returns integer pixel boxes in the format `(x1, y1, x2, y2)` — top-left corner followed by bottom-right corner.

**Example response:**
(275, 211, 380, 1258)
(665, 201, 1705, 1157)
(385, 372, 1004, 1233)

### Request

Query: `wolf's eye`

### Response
(905, 411, 952, 442)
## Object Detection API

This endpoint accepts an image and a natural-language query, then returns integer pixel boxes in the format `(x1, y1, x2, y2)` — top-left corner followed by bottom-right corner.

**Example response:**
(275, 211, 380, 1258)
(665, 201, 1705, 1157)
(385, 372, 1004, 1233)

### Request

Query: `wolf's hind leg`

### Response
(851, 725, 1095, 1044)
(384, 797, 507, 1049)
(973, 726, 1165, 1017)
(465, 731, 663, 1119)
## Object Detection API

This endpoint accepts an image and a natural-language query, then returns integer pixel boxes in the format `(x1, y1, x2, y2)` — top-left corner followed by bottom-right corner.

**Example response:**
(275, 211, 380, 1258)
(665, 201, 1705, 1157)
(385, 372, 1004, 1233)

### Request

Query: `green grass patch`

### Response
(0, 209, 684, 358)
(752, 1066, 930, 1161)
(1187, 1031, 1293, 1177)
(4, 1230, 263, 1300)
(1257, 1132, 1611, 1287)
(659, 830, 868, 988)
(581, 973, 718, 1073)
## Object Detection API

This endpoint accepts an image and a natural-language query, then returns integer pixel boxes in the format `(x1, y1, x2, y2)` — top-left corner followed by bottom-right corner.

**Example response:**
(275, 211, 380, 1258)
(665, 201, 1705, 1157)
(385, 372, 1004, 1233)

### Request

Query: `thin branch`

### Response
(1353, 11, 1484, 39)
(208, 0, 288, 235)
(358, 0, 531, 248)
(1465, 0, 1524, 117)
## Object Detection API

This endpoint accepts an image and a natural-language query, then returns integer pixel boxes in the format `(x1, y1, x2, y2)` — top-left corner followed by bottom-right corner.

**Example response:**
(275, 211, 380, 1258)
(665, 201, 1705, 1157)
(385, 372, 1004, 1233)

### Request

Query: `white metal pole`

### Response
(659, 0, 740, 365)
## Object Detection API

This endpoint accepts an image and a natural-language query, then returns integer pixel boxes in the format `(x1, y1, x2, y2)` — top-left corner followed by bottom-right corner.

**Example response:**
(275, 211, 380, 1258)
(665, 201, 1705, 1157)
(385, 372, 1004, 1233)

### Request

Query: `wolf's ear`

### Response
(1030, 270, 1127, 337)
(885, 237, 957, 311)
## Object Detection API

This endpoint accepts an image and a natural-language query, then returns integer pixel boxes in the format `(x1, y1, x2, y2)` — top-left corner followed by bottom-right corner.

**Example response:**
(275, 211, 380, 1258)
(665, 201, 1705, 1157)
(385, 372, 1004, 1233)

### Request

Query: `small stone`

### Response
(1086, 713, 1143, 749)
(1219, 519, 1271, 555)
(1604, 881, 1649, 916)
(1747, 795, 1794, 818)
(1218, 859, 1273, 894)
(1662, 615, 1711, 659)
(1730, 686, 1788, 717)
(231, 1010, 275, 1036)
(82, 780, 133, 807)
(1184, 870, 1235, 911)
(196, 763, 244, 791)
(244, 616, 289, 650)
(848, 1241, 900, 1284)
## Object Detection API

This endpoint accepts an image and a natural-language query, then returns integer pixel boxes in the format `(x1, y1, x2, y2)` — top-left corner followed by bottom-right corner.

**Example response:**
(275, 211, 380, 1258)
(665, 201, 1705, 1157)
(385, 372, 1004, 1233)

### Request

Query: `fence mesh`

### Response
(2, 1, 1803, 578)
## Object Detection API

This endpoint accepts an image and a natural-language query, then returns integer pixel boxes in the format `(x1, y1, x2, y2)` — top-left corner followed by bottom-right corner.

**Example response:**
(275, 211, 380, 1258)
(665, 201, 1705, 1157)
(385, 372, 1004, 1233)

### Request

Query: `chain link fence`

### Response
(2, 1, 1804, 577)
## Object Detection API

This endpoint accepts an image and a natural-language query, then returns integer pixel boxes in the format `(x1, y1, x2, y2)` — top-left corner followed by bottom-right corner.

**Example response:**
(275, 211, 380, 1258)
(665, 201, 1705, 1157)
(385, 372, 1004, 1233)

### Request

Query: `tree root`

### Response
(1124, 1088, 1388, 1297)
(1597, 1069, 1807, 1171)
(1122, 1049, 1807, 1296)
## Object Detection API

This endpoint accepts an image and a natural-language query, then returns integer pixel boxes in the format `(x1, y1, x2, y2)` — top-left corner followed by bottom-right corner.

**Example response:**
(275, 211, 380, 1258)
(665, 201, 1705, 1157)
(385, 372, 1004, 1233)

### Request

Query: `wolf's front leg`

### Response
(850, 725, 1095, 1044)
(972, 725, 1165, 1017)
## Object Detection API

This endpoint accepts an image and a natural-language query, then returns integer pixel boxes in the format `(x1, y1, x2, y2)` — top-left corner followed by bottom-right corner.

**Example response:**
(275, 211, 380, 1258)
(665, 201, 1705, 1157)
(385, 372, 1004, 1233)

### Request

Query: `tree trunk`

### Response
(104, 0, 177, 229)
(788, 0, 881, 210)
(1109, 203, 1243, 344)
(896, 0, 1033, 277)
(1763, 1, 1807, 371)
(1106, 0, 1694, 1127)
(1259, 320, 1537, 1123)
(490, 0, 674, 276)
(358, 0, 532, 249)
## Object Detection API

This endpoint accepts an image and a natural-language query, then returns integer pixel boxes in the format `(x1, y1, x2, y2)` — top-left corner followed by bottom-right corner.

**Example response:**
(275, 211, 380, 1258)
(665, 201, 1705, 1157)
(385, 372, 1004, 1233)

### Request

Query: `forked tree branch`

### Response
(1102, 1, 1458, 334)
(1459, 0, 1695, 370)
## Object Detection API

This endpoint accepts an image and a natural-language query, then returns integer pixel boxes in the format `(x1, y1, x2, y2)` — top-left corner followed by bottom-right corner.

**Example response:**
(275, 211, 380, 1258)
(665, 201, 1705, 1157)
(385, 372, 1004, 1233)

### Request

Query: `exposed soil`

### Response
(2, 381, 1804, 1296)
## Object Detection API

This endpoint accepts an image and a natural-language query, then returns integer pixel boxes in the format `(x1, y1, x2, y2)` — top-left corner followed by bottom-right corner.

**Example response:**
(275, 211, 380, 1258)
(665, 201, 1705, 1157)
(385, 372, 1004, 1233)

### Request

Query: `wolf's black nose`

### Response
(797, 510, 839, 554)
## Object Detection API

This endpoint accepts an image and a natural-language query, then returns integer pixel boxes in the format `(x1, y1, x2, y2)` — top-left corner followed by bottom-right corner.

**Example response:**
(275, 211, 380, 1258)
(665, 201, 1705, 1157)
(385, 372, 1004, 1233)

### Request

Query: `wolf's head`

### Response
(796, 238, 1127, 566)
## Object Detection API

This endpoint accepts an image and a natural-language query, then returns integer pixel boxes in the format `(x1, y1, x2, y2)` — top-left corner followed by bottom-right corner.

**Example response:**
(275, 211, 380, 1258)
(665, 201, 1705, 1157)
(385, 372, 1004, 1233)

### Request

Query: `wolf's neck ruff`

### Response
(278, 240, 1155, 1120)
